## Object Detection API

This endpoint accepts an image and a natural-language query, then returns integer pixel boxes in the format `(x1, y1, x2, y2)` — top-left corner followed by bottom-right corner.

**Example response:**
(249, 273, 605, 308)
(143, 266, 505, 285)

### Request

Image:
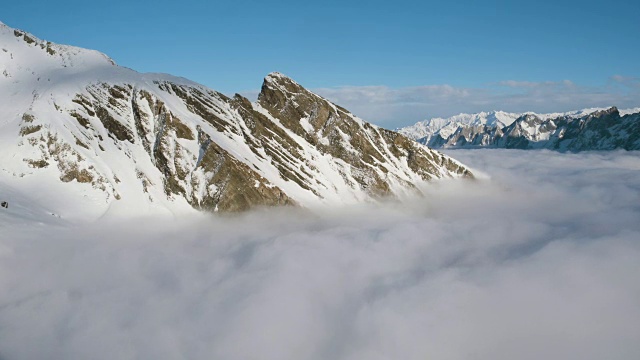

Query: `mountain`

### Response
(399, 108, 640, 150)
(398, 111, 522, 146)
(0, 21, 472, 219)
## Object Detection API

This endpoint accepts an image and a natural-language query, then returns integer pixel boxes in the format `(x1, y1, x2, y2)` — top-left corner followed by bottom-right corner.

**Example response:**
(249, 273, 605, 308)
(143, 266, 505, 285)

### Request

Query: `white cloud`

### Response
(496, 79, 575, 88)
(611, 74, 640, 88)
(1, 150, 640, 360)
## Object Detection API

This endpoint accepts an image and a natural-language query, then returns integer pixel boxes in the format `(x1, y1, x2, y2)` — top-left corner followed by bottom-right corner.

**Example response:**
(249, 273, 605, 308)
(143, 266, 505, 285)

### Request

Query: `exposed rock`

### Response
(258, 73, 472, 197)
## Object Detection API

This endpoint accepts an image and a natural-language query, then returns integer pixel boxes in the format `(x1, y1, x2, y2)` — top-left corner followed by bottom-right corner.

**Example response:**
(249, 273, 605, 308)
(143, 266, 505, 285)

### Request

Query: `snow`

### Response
(621, 107, 640, 116)
(299, 116, 314, 133)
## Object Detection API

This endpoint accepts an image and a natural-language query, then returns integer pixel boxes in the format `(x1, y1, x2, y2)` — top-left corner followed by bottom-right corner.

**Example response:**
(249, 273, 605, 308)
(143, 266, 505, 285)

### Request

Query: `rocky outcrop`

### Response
(258, 73, 472, 196)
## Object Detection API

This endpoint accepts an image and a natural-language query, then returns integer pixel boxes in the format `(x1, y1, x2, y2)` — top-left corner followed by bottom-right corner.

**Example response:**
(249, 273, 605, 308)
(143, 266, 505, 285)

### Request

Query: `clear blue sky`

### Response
(3, 0, 639, 126)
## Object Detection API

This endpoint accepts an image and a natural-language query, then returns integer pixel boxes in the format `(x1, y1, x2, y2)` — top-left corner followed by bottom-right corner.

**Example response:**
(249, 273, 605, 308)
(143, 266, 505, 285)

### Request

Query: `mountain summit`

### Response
(0, 22, 471, 218)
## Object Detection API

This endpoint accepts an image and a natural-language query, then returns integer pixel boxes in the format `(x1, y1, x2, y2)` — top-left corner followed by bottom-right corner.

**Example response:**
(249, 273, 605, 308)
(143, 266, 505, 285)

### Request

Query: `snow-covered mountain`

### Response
(398, 111, 522, 145)
(399, 107, 640, 150)
(0, 21, 472, 219)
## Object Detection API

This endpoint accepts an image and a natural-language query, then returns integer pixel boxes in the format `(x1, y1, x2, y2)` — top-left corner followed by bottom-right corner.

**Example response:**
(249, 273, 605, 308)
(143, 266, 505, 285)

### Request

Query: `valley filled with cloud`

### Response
(1, 149, 639, 360)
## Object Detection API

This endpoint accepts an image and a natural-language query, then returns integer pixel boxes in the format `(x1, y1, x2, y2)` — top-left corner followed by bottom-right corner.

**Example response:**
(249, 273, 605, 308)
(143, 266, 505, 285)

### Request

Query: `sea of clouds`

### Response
(1, 149, 639, 360)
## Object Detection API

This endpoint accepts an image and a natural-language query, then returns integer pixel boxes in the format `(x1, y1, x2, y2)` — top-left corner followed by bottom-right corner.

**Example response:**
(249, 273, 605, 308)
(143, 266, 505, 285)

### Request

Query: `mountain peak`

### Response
(0, 20, 116, 72)
(265, 71, 292, 81)
(598, 106, 619, 116)
(257, 71, 348, 137)
(260, 71, 307, 99)
(263, 72, 301, 88)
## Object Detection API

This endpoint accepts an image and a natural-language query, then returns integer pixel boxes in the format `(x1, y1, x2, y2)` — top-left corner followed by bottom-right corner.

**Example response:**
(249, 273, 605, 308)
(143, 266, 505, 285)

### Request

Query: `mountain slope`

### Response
(399, 108, 640, 150)
(0, 21, 472, 219)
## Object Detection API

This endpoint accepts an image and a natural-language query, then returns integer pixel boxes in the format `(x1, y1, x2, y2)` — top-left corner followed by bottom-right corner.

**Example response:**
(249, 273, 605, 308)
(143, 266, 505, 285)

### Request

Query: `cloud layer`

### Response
(1, 150, 640, 360)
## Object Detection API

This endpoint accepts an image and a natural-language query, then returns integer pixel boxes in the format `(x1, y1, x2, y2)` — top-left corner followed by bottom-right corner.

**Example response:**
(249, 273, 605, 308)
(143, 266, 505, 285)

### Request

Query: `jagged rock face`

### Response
(556, 108, 640, 151)
(258, 73, 471, 196)
(0, 22, 473, 215)
(404, 107, 640, 151)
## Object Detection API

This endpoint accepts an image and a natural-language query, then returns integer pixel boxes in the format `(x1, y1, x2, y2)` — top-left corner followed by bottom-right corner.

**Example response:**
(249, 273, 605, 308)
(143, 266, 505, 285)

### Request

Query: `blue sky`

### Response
(4, 0, 639, 126)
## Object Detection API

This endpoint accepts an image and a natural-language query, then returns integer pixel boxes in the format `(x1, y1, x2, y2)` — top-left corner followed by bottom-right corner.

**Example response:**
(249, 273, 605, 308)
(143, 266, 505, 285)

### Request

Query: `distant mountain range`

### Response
(0, 21, 471, 217)
(399, 107, 640, 150)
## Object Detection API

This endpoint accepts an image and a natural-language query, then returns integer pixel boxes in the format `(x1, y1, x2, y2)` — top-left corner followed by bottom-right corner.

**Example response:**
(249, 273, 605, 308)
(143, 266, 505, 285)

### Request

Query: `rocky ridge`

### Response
(0, 21, 472, 217)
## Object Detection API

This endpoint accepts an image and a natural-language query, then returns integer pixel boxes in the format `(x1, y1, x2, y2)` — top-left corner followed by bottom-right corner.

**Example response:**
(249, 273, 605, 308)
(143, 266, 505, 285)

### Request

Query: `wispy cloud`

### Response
(496, 79, 576, 88)
(1, 150, 640, 360)
(611, 74, 640, 88)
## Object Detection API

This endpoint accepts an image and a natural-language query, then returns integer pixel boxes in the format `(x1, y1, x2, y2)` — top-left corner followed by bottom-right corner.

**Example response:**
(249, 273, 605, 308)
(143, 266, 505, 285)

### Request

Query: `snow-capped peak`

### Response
(265, 71, 292, 81)
(399, 106, 640, 151)
(398, 107, 638, 143)
(0, 21, 473, 219)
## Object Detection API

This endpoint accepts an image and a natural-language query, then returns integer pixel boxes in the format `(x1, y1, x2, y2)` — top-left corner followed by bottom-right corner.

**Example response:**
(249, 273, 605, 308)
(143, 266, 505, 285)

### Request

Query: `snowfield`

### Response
(1, 149, 640, 360)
